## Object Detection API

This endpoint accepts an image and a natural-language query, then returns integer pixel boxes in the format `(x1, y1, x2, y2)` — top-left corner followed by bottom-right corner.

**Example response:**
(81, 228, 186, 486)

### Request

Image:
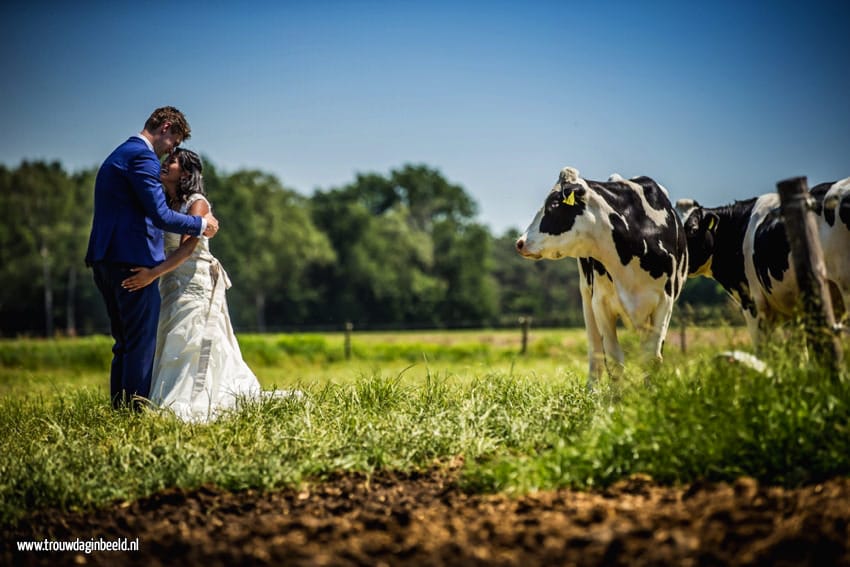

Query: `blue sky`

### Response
(2, 1, 848, 234)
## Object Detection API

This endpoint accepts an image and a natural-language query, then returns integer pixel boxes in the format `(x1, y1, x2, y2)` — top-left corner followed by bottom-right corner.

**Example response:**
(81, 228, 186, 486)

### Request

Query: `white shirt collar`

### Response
(134, 134, 154, 153)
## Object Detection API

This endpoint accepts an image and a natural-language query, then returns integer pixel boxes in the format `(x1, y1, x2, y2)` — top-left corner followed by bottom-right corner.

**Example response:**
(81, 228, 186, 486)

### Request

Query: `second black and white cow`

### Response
(675, 175, 850, 346)
(516, 166, 689, 388)
(816, 177, 850, 317)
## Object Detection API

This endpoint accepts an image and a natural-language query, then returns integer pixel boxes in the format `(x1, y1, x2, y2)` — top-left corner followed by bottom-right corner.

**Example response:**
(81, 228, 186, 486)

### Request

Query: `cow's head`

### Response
(675, 198, 718, 276)
(516, 166, 590, 260)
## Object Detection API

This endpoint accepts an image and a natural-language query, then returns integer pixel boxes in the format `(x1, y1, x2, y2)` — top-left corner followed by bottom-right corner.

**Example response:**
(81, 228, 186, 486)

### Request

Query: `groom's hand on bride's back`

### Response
(203, 212, 219, 238)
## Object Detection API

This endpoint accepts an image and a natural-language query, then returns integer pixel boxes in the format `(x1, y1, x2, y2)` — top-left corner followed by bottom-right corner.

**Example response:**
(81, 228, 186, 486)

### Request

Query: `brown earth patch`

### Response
(4, 463, 850, 566)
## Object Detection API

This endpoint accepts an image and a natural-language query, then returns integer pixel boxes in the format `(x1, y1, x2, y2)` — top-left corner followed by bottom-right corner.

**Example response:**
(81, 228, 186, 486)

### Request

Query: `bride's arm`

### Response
(121, 237, 199, 291)
(121, 199, 210, 292)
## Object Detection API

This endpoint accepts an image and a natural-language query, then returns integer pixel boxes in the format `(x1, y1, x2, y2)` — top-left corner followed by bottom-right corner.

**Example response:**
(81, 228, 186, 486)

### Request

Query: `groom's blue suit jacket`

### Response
(85, 136, 202, 268)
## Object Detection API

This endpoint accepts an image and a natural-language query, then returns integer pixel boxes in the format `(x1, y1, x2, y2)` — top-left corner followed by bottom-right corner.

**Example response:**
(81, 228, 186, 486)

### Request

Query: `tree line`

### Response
(0, 159, 734, 337)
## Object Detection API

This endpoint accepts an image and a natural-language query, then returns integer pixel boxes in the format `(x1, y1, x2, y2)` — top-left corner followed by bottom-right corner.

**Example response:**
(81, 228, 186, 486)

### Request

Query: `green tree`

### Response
(389, 164, 477, 231)
(433, 219, 499, 324)
(309, 164, 487, 327)
(489, 229, 584, 327)
(65, 168, 101, 335)
(0, 165, 19, 326)
(349, 205, 445, 324)
(309, 193, 444, 325)
(307, 190, 373, 324)
(1, 161, 77, 336)
(208, 166, 334, 331)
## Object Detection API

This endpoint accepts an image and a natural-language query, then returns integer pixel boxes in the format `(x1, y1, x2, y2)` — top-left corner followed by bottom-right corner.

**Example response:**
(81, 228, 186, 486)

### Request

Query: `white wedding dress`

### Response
(149, 193, 274, 422)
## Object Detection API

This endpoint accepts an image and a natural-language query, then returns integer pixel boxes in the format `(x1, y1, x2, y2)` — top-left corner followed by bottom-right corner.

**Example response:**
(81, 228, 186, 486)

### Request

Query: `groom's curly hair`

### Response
(144, 106, 191, 141)
(171, 148, 206, 206)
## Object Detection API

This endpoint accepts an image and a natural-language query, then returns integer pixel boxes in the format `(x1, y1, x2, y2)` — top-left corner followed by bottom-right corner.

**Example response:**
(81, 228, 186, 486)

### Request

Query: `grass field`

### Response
(2, 325, 849, 527)
(0, 326, 750, 396)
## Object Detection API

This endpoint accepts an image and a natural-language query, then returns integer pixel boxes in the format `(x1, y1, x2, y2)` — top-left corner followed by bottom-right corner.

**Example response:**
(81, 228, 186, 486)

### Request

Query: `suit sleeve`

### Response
(129, 152, 203, 236)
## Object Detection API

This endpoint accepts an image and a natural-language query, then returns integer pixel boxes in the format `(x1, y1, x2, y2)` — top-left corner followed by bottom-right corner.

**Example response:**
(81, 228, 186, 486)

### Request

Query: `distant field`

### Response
(0, 326, 750, 397)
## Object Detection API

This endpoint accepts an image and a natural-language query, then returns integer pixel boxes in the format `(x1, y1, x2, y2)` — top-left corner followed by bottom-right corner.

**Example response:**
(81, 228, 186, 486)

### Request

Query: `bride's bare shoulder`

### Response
(185, 193, 210, 215)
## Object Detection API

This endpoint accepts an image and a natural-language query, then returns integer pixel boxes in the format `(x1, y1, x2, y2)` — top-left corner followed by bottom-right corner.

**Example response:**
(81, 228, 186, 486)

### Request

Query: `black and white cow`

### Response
(675, 175, 850, 346)
(817, 176, 850, 316)
(516, 166, 689, 388)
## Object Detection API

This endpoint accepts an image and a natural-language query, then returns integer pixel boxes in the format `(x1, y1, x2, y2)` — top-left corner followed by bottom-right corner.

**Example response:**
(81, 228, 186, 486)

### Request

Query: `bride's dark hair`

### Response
(170, 148, 206, 206)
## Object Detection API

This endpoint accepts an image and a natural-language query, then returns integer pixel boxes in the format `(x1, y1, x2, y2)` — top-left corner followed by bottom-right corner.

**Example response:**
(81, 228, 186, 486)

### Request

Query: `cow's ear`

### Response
(702, 212, 719, 234)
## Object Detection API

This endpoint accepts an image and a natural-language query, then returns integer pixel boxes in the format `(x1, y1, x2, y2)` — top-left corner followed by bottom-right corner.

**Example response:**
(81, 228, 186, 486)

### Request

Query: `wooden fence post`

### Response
(679, 305, 691, 354)
(344, 321, 353, 360)
(776, 176, 842, 375)
(519, 316, 531, 355)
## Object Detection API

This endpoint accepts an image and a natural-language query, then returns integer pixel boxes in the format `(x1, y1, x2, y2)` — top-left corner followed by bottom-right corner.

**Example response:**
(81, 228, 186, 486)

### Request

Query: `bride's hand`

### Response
(122, 267, 156, 292)
(203, 212, 219, 238)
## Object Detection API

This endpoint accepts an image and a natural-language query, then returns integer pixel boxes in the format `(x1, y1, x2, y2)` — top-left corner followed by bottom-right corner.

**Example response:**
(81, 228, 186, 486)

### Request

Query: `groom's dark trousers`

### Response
(91, 261, 161, 409)
(85, 135, 203, 409)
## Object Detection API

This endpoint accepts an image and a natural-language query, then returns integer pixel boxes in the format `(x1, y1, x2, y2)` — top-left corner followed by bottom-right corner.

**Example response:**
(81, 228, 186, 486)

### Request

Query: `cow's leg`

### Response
(621, 295, 669, 387)
(828, 280, 848, 323)
(641, 297, 674, 376)
(840, 285, 850, 326)
(743, 311, 760, 347)
(743, 309, 768, 351)
(827, 277, 850, 325)
(593, 298, 624, 381)
(600, 324, 624, 379)
(641, 294, 674, 385)
(579, 274, 604, 390)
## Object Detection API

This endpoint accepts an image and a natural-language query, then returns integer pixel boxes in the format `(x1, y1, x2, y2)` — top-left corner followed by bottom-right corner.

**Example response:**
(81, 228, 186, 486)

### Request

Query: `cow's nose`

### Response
(516, 238, 525, 251)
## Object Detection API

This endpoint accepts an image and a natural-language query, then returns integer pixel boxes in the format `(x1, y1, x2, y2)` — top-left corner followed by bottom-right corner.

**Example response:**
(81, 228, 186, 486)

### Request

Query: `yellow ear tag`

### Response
(562, 191, 576, 206)
(708, 217, 716, 230)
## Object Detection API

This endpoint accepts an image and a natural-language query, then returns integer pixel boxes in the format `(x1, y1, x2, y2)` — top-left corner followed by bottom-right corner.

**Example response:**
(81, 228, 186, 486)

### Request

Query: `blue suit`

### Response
(86, 136, 203, 408)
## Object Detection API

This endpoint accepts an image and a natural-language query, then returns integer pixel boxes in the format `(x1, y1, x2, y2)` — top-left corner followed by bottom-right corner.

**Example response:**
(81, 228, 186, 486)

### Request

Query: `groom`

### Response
(85, 106, 219, 410)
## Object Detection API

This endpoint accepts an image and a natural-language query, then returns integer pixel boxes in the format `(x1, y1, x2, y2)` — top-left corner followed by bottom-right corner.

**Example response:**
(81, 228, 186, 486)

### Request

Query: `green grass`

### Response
(0, 327, 746, 396)
(2, 326, 848, 528)
(463, 347, 850, 493)
(0, 366, 593, 526)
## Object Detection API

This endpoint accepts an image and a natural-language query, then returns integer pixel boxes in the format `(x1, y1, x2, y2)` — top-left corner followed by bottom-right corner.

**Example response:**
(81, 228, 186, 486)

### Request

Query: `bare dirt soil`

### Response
(4, 462, 850, 566)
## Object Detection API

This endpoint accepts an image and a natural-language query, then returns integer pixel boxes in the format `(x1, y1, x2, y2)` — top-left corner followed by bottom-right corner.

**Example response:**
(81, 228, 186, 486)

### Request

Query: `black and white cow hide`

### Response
(516, 166, 689, 388)
(675, 175, 850, 346)
(817, 176, 850, 317)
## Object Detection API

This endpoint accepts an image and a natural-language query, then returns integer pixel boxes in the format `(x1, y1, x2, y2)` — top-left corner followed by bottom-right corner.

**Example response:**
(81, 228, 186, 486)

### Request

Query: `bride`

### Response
(121, 148, 297, 422)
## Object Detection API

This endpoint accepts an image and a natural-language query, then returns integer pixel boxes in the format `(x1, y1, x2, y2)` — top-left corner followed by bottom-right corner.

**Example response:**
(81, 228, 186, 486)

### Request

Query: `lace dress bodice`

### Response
(164, 194, 214, 262)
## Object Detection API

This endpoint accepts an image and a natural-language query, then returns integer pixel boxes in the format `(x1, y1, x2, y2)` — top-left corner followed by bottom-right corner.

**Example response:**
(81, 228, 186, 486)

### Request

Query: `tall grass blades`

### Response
(0, 368, 592, 526)
(464, 343, 850, 493)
